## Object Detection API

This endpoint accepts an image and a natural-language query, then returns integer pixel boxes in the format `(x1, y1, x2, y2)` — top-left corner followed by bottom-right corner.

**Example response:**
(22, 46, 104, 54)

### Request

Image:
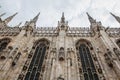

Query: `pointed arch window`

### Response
(23, 39, 49, 80)
(0, 38, 11, 52)
(76, 40, 99, 80)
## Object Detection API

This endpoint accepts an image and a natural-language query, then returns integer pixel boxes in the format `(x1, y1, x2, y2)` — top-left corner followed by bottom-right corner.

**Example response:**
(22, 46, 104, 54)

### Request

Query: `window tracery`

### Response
(0, 38, 11, 60)
(76, 40, 100, 80)
(18, 39, 49, 80)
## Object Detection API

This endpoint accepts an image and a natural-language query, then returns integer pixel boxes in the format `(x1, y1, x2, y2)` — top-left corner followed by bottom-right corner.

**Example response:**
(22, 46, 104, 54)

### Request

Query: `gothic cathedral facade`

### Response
(0, 12, 120, 80)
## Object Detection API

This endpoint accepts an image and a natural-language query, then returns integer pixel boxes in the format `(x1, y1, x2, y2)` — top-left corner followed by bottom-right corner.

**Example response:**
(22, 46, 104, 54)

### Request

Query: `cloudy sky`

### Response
(0, 0, 120, 27)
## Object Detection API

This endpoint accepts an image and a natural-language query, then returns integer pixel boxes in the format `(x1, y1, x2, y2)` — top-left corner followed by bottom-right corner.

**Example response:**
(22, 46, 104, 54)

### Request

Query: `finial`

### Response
(86, 12, 96, 24)
(4, 12, 18, 24)
(110, 12, 120, 23)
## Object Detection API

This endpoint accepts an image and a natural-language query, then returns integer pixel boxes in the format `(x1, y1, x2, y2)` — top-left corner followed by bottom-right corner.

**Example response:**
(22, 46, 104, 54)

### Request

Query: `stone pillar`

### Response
(50, 58, 56, 80)
(113, 61, 120, 79)
(67, 58, 71, 80)
(0, 57, 13, 80)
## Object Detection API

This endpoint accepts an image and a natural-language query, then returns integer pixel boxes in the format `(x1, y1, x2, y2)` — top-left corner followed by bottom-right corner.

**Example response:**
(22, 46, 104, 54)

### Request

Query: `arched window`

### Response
(23, 39, 49, 80)
(0, 38, 11, 60)
(76, 40, 99, 80)
(0, 38, 11, 52)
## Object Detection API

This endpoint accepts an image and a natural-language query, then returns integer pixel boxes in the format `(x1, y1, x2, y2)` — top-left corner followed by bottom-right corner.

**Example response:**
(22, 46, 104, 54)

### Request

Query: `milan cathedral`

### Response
(0, 12, 120, 80)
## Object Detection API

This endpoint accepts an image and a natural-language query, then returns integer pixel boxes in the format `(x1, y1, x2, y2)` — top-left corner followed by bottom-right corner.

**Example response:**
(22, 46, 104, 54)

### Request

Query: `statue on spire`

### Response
(110, 12, 120, 23)
(86, 12, 96, 24)
(61, 12, 65, 23)
(4, 12, 18, 24)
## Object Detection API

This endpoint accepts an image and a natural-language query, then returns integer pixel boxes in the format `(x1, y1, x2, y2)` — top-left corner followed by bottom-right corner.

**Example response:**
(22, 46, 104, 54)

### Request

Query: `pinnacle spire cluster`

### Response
(25, 12, 40, 29)
(0, 12, 120, 28)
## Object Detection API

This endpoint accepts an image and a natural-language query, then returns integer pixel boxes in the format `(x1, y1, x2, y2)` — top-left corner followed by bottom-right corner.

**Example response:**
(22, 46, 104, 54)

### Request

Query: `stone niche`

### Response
(58, 47, 65, 61)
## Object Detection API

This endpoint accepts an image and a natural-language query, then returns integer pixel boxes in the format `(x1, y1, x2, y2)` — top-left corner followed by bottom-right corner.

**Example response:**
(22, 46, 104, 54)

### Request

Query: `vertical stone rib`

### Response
(50, 58, 55, 80)
(67, 58, 71, 80)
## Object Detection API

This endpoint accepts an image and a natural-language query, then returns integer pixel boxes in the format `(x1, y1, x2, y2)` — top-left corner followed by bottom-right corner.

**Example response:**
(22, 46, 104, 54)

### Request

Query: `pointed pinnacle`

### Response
(86, 12, 93, 19)
(110, 12, 114, 16)
(110, 12, 120, 23)
(110, 12, 117, 18)
(0, 13, 6, 17)
(86, 12, 96, 23)
(4, 12, 18, 24)
(33, 12, 40, 22)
